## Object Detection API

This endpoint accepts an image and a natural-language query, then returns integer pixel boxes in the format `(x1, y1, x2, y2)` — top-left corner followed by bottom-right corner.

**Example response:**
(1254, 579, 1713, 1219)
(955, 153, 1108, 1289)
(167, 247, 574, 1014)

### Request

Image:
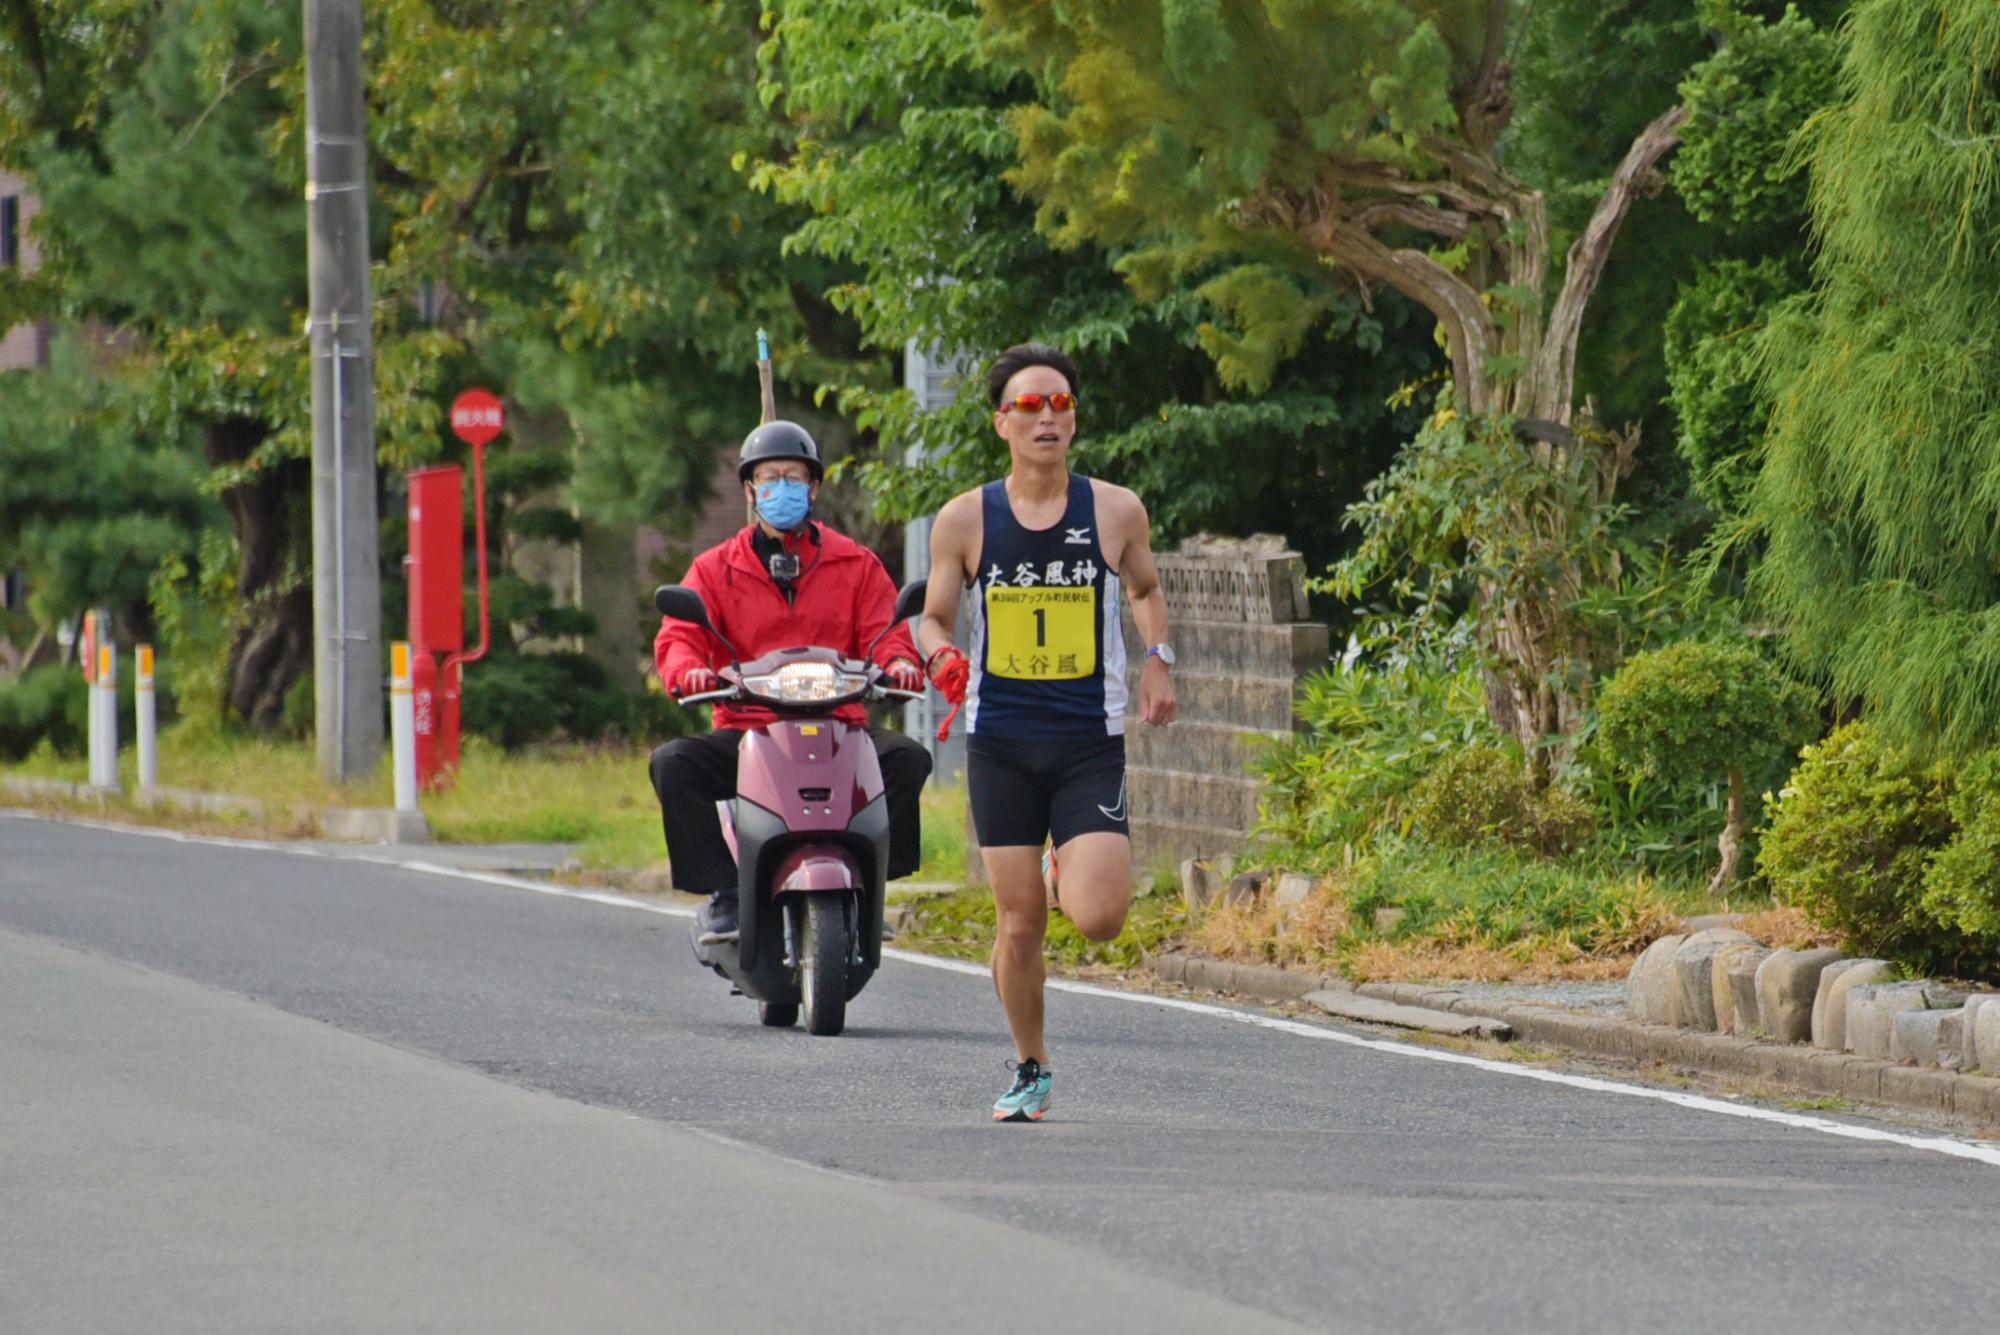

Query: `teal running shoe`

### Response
(992, 1058, 1053, 1122)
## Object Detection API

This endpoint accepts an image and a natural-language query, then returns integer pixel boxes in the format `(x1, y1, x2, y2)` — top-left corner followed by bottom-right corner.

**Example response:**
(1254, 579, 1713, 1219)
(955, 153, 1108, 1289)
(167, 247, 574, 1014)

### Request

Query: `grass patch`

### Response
(895, 872, 1188, 969)
(1783, 1094, 1852, 1113)
(1194, 841, 1713, 984)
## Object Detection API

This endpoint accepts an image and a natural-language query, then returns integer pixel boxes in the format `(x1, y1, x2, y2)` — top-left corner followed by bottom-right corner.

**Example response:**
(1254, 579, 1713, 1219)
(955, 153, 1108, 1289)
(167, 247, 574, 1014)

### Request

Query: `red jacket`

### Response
(654, 523, 918, 731)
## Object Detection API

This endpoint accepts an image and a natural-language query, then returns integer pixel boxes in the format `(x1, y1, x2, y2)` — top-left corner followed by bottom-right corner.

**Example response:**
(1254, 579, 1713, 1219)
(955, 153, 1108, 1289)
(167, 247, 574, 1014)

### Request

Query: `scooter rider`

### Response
(651, 421, 932, 945)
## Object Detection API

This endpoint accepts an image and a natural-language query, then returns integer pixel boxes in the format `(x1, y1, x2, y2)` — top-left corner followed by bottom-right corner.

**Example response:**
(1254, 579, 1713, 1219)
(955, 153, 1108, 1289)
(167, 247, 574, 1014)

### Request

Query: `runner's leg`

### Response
(984, 845, 1051, 1065)
(1046, 832, 1132, 942)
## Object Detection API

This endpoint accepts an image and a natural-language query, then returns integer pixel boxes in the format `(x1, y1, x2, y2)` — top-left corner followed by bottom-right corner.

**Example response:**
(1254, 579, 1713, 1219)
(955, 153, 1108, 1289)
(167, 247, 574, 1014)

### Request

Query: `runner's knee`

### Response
(1067, 901, 1128, 943)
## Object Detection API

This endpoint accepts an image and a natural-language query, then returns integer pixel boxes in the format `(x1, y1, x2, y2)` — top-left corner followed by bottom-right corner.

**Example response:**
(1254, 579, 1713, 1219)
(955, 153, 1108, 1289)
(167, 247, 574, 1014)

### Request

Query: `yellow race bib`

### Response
(984, 586, 1097, 679)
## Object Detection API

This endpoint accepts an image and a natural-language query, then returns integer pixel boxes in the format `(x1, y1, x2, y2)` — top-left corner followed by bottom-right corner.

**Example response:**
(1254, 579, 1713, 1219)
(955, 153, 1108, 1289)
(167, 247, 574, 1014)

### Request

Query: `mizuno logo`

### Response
(1065, 527, 1092, 545)
(1098, 775, 1127, 824)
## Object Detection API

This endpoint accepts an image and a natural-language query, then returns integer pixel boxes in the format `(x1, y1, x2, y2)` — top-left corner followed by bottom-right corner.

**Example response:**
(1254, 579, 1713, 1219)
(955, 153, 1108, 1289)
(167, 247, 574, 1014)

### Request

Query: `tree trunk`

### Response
(206, 419, 315, 730)
(1708, 766, 1747, 899)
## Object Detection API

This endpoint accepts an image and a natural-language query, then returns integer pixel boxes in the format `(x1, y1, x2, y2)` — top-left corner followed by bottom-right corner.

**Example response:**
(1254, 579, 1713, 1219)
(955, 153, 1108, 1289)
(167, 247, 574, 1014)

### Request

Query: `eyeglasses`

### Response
(1000, 392, 1078, 415)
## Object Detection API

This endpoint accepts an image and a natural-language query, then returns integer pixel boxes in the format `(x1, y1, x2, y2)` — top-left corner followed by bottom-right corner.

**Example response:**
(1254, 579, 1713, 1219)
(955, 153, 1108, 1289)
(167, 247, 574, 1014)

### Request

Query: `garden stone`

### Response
(1960, 995, 2000, 1071)
(1975, 1000, 2000, 1076)
(1673, 930, 1758, 1031)
(1814, 959, 1891, 1050)
(1626, 934, 1688, 1025)
(1935, 1010, 1967, 1070)
(1844, 982, 1928, 1060)
(1714, 944, 1769, 1036)
(1221, 871, 1266, 908)
(1272, 872, 1316, 906)
(1179, 858, 1219, 913)
(1896, 1008, 1957, 1068)
(1756, 948, 1844, 1044)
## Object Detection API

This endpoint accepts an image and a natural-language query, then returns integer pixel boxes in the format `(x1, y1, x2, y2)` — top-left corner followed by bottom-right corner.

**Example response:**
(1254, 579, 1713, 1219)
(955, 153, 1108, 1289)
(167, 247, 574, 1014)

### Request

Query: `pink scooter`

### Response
(654, 581, 928, 1036)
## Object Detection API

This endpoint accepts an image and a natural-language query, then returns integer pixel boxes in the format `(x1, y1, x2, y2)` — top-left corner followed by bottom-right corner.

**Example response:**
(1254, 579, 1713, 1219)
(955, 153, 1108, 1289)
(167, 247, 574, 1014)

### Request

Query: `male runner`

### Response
(918, 343, 1178, 1121)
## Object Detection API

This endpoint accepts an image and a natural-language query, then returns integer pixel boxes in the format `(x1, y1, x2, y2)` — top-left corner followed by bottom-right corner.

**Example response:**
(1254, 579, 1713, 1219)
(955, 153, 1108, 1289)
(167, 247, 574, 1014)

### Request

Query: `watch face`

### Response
(1150, 644, 1175, 667)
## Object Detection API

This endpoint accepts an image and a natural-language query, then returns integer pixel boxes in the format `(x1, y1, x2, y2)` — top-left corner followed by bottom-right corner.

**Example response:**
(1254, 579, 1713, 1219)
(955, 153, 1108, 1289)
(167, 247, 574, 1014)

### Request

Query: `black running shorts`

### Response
(966, 734, 1128, 849)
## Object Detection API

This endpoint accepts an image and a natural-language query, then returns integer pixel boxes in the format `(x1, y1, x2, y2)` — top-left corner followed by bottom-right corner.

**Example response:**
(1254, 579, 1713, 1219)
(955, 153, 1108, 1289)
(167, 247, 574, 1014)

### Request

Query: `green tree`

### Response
(1598, 639, 1816, 894)
(1752, 0, 2000, 756)
(758, 0, 1437, 584)
(983, 0, 1692, 758)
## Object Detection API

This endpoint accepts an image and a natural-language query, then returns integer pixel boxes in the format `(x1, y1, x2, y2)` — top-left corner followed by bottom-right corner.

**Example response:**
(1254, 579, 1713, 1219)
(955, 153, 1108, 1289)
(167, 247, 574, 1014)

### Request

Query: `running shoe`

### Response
(992, 1057, 1054, 1122)
(696, 889, 740, 944)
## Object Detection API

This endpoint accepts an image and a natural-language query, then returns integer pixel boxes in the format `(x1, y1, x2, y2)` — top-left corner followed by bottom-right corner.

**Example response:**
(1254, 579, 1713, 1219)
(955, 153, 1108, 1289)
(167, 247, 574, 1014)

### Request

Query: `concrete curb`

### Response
(1146, 953, 2000, 1131)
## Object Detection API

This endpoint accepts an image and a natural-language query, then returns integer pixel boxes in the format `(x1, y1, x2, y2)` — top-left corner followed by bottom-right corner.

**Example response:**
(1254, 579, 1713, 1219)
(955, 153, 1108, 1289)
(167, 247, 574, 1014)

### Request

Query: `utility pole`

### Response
(304, 0, 382, 783)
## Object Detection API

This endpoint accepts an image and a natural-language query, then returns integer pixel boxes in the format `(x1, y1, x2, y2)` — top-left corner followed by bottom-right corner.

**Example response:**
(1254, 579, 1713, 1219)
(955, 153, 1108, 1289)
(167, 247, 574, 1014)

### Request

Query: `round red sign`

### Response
(450, 388, 505, 447)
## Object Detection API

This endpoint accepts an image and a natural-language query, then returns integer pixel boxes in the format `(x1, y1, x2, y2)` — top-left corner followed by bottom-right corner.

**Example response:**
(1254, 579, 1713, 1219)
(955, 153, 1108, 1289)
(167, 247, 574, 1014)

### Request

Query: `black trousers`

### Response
(649, 726, 933, 893)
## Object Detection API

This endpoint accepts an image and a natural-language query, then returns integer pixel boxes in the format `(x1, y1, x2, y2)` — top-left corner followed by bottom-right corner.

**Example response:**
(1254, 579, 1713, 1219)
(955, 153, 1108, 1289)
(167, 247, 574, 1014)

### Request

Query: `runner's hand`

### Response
(672, 667, 720, 699)
(1140, 657, 1178, 726)
(927, 646, 970, 705)
(885, 658, 924, 692)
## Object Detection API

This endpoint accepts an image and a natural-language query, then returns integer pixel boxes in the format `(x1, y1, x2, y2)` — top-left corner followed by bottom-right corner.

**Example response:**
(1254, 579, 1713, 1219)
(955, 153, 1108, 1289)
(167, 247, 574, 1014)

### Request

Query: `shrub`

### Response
(1761, 722, 1970, 974)
(1920, 750, 2000, 964)
(1406, 745, 1594, 856)
(1254, 652, 1496, 868)
(1599, 639, 1817, 892)
(0, 665, 90, 759)
(461, 651, 691, 750)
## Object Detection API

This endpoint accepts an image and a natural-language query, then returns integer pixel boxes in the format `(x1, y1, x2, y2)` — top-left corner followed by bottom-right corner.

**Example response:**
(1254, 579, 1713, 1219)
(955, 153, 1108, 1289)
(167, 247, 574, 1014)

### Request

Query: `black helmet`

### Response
(737, 420, 823, 483)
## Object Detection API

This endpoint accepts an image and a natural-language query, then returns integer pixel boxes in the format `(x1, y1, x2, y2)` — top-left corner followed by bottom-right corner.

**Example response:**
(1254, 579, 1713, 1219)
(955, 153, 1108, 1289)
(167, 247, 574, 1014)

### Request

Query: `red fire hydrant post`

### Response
(406, 464, 464, 791)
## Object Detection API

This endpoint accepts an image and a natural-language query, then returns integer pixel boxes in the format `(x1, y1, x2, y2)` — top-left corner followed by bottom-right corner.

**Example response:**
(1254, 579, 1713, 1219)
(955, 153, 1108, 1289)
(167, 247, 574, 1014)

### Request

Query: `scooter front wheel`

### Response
(800, 894, 849, 1037)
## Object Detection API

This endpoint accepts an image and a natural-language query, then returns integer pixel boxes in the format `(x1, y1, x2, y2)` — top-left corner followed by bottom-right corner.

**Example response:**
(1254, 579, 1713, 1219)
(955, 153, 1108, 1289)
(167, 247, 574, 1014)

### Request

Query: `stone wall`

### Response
(1119, 537, 1327, 876)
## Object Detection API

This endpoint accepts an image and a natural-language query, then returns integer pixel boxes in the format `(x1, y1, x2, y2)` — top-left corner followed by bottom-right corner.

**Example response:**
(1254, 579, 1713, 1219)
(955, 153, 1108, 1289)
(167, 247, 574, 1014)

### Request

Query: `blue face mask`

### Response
(754, 477, 812, 531)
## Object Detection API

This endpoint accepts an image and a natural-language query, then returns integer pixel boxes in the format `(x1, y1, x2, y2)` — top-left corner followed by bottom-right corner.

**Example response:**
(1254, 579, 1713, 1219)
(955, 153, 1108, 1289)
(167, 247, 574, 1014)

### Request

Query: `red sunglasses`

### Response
(1000, 392, 1078, 414)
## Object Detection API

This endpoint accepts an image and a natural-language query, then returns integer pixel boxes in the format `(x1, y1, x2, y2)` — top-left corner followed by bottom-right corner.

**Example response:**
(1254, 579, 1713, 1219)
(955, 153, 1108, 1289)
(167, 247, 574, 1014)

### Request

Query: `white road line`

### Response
(9, 808, 2000, 1168)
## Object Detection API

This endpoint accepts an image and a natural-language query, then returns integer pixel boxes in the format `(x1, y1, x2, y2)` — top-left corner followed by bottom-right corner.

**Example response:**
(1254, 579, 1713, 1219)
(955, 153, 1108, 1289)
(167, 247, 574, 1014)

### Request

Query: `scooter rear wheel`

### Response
(800, 894, 849, 1037)
(758, 1001, 799, 1028)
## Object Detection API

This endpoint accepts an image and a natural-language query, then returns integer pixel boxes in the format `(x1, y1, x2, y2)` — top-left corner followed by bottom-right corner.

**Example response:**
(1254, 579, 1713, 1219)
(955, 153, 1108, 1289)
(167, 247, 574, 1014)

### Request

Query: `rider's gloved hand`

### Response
(672, 667, 720, 699)
(885, 658, 924, 692)
(926, 646, 970, 705)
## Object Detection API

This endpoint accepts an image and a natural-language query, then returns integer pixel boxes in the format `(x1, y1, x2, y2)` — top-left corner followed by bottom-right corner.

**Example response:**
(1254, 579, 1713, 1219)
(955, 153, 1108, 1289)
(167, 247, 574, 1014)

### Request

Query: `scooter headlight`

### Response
(744, 662, 866, 702)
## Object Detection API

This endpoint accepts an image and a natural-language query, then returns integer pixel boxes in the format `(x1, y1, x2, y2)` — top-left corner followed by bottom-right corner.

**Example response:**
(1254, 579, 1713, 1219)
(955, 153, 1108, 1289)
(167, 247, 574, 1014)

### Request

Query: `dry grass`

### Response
(1193, 891, 1351, 969)
(1722, 904, 1840, 950)
(1343, 937, 1635, 984)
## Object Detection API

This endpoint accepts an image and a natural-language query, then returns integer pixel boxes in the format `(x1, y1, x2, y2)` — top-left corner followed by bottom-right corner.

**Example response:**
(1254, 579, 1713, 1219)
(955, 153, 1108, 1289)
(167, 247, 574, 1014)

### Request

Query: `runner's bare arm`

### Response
(1101, 485, 1177, 726)
(918, 490, 979, 660)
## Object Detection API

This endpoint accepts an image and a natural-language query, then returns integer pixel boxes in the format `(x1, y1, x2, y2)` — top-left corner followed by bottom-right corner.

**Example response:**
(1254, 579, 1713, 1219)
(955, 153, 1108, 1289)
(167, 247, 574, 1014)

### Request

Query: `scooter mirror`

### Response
(892, 579, 928, 625)
(654, 584, 712, 629)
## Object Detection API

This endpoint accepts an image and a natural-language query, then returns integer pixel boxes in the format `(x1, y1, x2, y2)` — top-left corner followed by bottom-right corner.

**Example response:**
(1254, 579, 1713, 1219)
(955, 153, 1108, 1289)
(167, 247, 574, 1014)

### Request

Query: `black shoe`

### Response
(696, 889, 740, 945)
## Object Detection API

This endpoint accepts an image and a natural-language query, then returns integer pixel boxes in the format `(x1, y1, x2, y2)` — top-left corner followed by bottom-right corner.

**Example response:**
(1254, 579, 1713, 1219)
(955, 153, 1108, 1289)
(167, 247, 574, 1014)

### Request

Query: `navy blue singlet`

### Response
(965, 473, 1127, 739)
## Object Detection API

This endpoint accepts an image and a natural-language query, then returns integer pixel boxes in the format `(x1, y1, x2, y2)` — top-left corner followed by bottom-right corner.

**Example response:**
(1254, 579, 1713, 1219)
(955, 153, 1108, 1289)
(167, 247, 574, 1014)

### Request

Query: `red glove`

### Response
(672, 667, 720, 699)
(885, 658, 924, 692)
(927, 646, 969, 706)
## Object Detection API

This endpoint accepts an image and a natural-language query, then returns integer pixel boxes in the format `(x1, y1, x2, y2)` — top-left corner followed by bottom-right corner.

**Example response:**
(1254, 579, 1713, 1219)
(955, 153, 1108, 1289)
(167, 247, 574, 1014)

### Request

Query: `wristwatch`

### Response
(1145, 643, 1176, 671)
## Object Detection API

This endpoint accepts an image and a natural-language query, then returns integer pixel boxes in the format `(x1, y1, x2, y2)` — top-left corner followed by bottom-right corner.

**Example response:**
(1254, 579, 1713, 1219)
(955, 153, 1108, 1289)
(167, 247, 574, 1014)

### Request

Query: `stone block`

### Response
(1959, 995, 2000, 1072)
(1755, 947, 1844, 1044)
(1813, 959, 1891, 1050)
(1626, 933, 1688, 1026)
(1272, 872, 1316, 906)
(1710, 944, 1768, 1035)
(1893, 1007, 1956, 1068)
(1845, 982, 1929, 1060)
(1672, 930, 1758, 1032)
(1179, 858, 1219, 913)
(1934, 1010, 1968, 1070)
(1879, 1064, 1958, 1116)
(1221, 870, 1266, 908)
(318, 807, 431, 844)
(1975, 1000, 2000, 1076)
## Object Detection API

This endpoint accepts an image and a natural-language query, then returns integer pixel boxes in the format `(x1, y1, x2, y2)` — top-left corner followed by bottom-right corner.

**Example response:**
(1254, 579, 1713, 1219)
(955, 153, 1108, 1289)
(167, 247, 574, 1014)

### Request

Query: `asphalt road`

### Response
(4, 811, 1997, 1334)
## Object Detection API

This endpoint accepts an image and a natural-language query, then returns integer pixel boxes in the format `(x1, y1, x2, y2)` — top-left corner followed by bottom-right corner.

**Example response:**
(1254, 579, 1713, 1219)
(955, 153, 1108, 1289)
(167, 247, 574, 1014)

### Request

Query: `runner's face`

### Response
(994, 365, 1076, 467)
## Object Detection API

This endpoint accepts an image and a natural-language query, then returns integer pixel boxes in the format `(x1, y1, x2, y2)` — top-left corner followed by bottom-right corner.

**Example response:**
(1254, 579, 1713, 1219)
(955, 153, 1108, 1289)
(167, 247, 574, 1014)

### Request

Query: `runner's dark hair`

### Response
(987, 343, 1079, 408)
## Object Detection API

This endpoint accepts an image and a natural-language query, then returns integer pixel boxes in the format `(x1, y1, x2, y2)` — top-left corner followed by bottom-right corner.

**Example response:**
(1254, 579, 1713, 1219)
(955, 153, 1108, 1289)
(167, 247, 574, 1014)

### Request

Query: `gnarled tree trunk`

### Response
(206, 419, 314, 730)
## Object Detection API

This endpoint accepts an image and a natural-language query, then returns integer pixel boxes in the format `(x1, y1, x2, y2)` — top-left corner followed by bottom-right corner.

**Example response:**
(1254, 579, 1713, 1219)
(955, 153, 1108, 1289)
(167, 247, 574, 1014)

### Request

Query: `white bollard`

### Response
(91, 641, 118, 790)
(136, 644, 158, 790)
(390, 641, 418, 813)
